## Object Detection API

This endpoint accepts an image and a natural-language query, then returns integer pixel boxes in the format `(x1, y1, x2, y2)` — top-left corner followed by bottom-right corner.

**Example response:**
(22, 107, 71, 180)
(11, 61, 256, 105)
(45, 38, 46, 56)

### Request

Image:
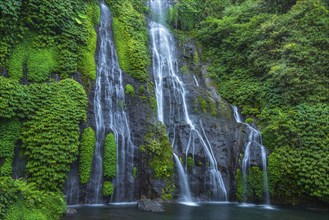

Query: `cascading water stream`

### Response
(149, 0, 227, 202)
(86, 1, 135, 204)
(232, 106, 270, 205)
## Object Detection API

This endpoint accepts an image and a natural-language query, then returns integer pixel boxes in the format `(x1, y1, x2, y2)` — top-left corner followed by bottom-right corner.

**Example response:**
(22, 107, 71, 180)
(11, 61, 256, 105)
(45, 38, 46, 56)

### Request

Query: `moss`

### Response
(138, 85, 145, 94)
(186, 156, 194, 171)
(27, 47, 59, 83)
(102, 181, 114, 196)
(209, 98, 218, 117)
(245, 117, 254, 124)
(236, 167, 265, 202)
(0, 177, 66, 219)
(143, 124, 175, 199)
(103, 133, 116, 179)
(110, 1, 150, 81)
(0, 119, 21, 177)
(21, 79, 87, 192)
(79, 127, 96, 184)
(77, 3, 99, 80)
(8, 37, 59, 83)
(8, 42, 27, 81)
(125, 84, 135, 96)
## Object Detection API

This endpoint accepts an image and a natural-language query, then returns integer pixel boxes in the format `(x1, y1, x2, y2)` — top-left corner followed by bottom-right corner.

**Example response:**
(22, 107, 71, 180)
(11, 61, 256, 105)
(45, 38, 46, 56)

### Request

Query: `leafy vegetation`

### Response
(0, 77, 87, 192)
(1, 0, 99, 81)
(102, 181, 114, 196)
(0, 177, 66, 219)
(141, 123, 175, 200)
(107, 0, 150, 81)
(103, 133, 117, 179)
(125, 84, 135, 96)
(0, 120, 21, 176)
(79, 127, 96, 184)
(236, 167, 265, 203)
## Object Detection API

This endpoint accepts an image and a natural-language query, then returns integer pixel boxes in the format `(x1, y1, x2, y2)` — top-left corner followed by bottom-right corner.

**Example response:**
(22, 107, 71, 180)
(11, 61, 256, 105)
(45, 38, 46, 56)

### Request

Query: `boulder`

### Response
(137, 199, 165, 212)
(66, 208, 77, 216)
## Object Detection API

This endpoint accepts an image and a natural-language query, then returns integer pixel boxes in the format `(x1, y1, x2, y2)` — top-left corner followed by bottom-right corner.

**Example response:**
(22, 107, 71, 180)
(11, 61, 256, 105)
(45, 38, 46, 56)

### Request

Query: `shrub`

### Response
(125, 84, 135, 96)
(79, 127, 96, 184)
(102, 181, 114, 196)
(103, 133, 116, 179)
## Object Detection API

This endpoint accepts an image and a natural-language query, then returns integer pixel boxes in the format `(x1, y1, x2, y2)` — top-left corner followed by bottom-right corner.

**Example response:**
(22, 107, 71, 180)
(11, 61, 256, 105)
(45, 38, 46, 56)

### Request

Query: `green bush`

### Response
(109, 0, 150, 81)
(0, 177, 66, 219)
(0, 119, 21, 177)
(21, 79, 87, 191)
(102, 181, 114, 196)
(236, 167, 264, 202)
(79, 127, 96, 184)
(125, 84, 135, 96)
(77, 2, 99, 80)
(144, 124, 174, 181)
(103, 133, 116, 179)
(27, 47, 59, 83)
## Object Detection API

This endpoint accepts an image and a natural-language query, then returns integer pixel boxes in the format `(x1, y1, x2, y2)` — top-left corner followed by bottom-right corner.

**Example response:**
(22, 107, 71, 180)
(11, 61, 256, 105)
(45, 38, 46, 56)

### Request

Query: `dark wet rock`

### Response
(137, 199, 165, 212)
(66, 208, 77, 216)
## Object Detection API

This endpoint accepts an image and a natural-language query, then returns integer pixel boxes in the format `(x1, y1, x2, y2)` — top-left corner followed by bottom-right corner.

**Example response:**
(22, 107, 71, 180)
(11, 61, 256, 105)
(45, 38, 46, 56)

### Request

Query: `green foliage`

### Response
(21, 79, 87, 191)
(102, 181, 114, 196)
(5, 202, 47, 220)
(77, 3, 99, 80)
(0, 177, 66, 219)
(169, 0, 203, 31)
(236, 167, 264, 202)
(104, 133, 116, 179)
(2, 0, 99, 80)
(8, 42, 26, 81)
(141, 124, 175, 200)
(186, 156, 194, 170)
(0, 119, 21, 176)
(27, 47, 59, 83)
(8, 37, 59, 83)
(125, 84, 135, 96)
(144, 124, 174, 180)
(0, 0, 25, 66)
(109, 0, 150, 81)
(79, 127, 96, 184)
(266, 104, 329, 203)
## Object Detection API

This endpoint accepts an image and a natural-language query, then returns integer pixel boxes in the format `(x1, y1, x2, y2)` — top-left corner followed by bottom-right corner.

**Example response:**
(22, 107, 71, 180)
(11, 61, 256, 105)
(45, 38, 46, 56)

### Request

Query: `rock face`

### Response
(66, 208, 78, 216)
(137, 199, 165, 212)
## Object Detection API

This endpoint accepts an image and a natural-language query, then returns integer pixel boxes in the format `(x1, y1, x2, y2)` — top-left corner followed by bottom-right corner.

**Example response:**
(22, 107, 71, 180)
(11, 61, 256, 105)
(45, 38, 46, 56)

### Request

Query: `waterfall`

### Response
(232, 106, 270, 205)
(149, 0, 227, 202)
(193, 75, 200, 87)
(63, 162, 80, 205)
(173, 153, 193, 203)
(86, 1, 135, 204)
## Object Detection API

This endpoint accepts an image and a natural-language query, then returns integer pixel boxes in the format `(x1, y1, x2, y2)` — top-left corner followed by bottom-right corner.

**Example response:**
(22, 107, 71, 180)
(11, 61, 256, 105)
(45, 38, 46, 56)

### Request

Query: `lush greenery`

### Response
(141, 123, 175, 200)
(0, 120, 21, 176)
(103, 133, 116, 196)
(125, 84, 135, 96)
(1, 0, 99, 80)
(104, 133, 117, 180)
(107, 0, 150, 81)
(1, 2, 96, 212)
(236, 167, 266, 203)
(169, 0, 329, 204)
(0, 77, 87, 192)
(79, 127, 96, 184)
(102, 181, 114, 196)
(0, 177, 66, 219)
